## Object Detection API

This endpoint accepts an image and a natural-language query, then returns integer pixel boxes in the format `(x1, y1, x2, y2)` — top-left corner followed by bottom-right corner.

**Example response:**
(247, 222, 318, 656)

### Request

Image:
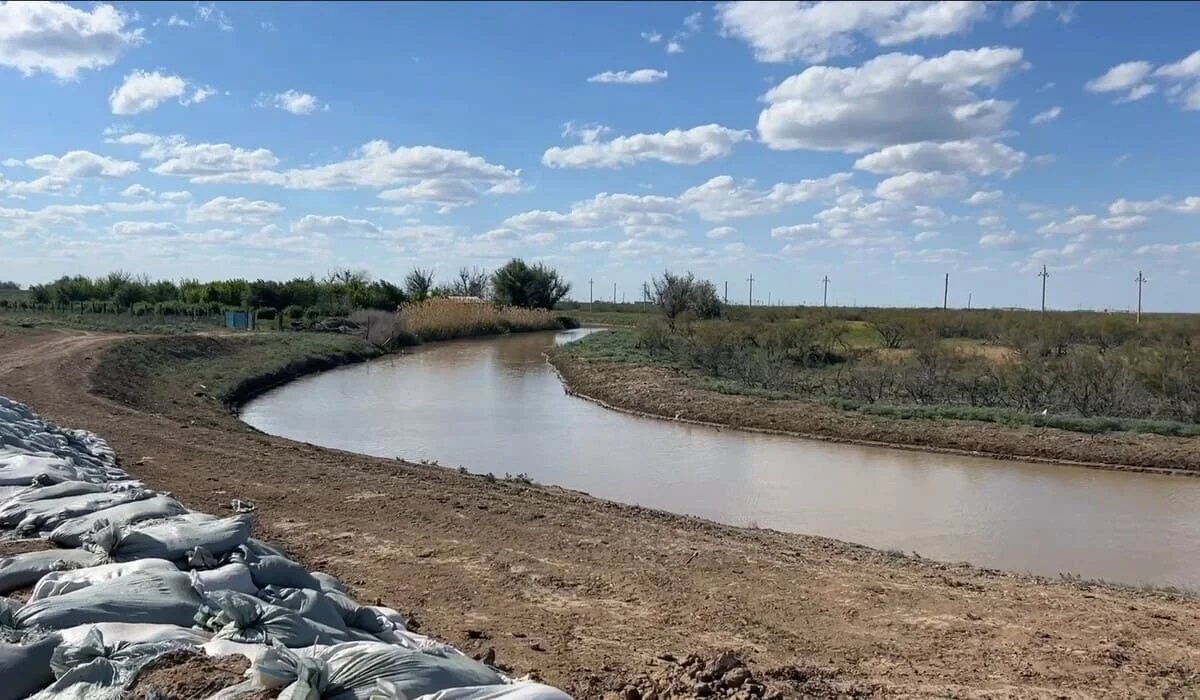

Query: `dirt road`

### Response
(2, 330, 1199, 698)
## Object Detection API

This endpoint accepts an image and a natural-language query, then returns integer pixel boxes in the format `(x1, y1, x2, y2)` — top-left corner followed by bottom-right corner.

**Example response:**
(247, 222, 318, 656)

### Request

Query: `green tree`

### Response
(491, 258, 571, 310)
(651, 270, 722, 327)
(404, 268, 435, 302)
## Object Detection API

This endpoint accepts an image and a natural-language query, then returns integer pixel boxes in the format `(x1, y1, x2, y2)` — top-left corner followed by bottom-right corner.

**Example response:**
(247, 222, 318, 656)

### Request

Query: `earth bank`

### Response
(1, 329, 1199, 698)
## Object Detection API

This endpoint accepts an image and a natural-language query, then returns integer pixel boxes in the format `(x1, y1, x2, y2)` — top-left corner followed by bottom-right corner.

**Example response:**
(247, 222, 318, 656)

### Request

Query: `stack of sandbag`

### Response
(0, 395, 574, 699)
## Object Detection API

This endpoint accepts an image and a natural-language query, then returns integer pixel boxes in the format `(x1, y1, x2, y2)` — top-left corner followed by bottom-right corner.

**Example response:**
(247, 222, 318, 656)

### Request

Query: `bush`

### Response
(491, 259, 571, 310)
(283, 305, 305, 320)
(256, 308, 277, 321)
(650, 270, 722, 327)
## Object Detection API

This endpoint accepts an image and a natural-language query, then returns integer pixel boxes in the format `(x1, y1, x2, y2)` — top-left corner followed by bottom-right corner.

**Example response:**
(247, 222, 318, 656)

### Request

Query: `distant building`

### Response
(443, 296, 489, 304)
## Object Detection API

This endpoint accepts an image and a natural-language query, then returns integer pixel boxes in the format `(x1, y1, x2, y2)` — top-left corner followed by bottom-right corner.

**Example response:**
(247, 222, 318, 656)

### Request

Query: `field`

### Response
(6, 328, 1200, 697)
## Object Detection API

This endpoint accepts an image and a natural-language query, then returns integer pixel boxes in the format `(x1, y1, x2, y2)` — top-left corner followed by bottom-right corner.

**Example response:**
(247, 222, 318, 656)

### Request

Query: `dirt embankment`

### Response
(3, 330, 1200, 698)
(547, 350, 1200, 476)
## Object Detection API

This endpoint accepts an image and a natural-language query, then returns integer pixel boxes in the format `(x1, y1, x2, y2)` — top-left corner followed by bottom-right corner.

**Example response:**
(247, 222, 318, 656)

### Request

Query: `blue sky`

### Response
(1, 1, 1198, 310)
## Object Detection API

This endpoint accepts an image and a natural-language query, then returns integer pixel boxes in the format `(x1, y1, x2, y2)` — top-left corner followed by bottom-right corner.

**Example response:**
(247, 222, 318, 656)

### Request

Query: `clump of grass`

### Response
(354, 300, 566, 347)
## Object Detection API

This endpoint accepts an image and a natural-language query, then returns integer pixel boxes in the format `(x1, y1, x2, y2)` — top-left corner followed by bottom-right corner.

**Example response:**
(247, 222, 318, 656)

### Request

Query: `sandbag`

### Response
(244, 538, 289, 559)
(48, 494, 188, 548)
(7, 570, 203, 630)
(405, 684, 573, 700)
(248, 555, 322, 590)
(4, 488, 151, 534)
(0, 634, 60, 700)
(34, 627, 191, 700)
(0, 452, 82, 486)
(196, 590, 356, 648)
(84, 514, 251, 563)
(31, 559, 178, 601)
(311, 572, 348, 594)
(193, 562, 259, 596)
(251, 641, 503, 700)
(258, 585, 357, 632)
(0, 480, 108, 509)
(59, 622, 212, 648)
(0, 549, 99, 595)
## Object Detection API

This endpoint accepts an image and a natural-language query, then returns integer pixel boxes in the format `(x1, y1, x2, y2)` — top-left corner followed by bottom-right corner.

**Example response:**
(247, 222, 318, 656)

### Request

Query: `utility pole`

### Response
(1135, 270, 1147, 324)
(1038, 264, 1050, 312)
(613, 282, 617, 304)
(747, 273, 755, 307)
(768, 291, 772, 306)
(943, 272, 949, 310)
(588, 278, 594, 306)
(967, 292, 972, 310)
(822, 276, 830, 307)
(723, 280, 728, 304)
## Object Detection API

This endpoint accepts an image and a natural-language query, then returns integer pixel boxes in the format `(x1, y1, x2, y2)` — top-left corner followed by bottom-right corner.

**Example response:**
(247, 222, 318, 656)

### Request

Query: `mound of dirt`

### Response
(125, 650, 270, 700)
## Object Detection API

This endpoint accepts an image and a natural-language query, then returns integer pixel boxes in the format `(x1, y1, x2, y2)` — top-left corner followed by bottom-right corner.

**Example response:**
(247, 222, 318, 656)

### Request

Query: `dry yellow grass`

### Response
(397, 298, 565, 342)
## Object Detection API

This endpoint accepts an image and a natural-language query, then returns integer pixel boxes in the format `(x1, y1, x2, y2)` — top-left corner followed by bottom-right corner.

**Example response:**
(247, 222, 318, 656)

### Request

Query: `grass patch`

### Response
(0, 311, 223, 335)
(92, 333, 381, 422)
(554, 328, 661, 364)
(561, 308, 653, 327)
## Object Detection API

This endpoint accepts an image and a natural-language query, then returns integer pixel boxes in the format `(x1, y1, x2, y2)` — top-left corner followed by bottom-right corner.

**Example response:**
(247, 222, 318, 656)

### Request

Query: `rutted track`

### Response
(2, 330, 1200, 698)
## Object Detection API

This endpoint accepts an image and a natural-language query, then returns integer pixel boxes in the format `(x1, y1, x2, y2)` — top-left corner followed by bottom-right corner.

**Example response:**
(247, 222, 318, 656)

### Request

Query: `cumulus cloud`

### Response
(717, 1, 988, 64)
(290, 214, 383, 238)
(111, 220, 181, 237)
(874, 171, 967, 201)
(1085, 61, 1155, 102)
(258, 90, 325, 115)
(120, 184, 153, 198)
(707, 226, 738, 239)
(186, 196, 284, 224)
(757, 47, 1028, 152)
(108, 70, 216, 115)
(0, 174, 70, 196)
(979, 231, 1023, 249)
(24, 150, 138, 178)
(542, 124, 751, 168)
(1037, 213, 1150, 235)
(378, 179, 485, 213)
(1030, 106, 1062, 125)
(586, 69, 668, 84)
(0, 2, 144, 80)
(854, 139, 1026, 176)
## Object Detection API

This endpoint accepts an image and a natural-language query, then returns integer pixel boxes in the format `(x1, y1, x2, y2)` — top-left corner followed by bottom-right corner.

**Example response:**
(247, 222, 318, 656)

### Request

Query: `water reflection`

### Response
(242, 329, 1200, 588)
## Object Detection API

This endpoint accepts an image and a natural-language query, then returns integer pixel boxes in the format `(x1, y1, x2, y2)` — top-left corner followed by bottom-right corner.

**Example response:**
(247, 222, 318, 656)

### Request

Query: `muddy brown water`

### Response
(242, 328, 1200, 589)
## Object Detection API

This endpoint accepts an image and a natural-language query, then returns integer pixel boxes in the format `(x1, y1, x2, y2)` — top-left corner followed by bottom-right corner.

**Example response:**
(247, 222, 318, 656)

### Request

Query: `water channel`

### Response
(241, 328, 1200, 589)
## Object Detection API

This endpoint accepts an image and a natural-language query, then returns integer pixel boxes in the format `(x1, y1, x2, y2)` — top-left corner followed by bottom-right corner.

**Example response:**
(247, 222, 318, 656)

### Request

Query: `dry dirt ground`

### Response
(549, 353, 1200, 476)
(2, 330, 1200, 698)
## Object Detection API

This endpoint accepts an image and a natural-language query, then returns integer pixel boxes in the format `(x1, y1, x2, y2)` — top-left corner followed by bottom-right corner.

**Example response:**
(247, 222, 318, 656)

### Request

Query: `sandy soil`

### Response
(2, 330, 1200, 698)
(548, 351, 1200, 476)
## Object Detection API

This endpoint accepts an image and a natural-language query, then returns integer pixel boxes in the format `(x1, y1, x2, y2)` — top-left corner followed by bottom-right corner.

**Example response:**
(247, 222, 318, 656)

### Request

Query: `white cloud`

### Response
(187, 86, 218, 104)
(166, 15, 191, 28)
(1007, 1, 1076, 25)
(290, 214, 382, 238)
(854, 139, 1025, 176)
(159, 190, 192, 202)
(1084, 61, 1154, 103)
(186, 196, 284, 224)
(874, 171, 967, 201)
(1108, 196, 1200, 216)
(1037, 213, 1150, 235)
(978, 214, 1004, 227)
(24, 150, 138, 178)
(586, 69, 668, 84)
(259, 90, 325, 115)
(1136, 242, 1200, 257)
(640, 30, 662, 44)
(109, 70, 188, 115)
(770, 223, 820, 239)
(1030, 106, 1062, 125)
(378, 179, 484, 213)
(758, 47, 1027, 152)
(666, 41, 684, 54)
(111, 220, 181, 237)
(566, 240, 615, 253)
(505, 172, 853, 236)
(979, 231, 1022, 248)
(194, 3, 233, 31)
(121, 183, 153, 198)
(0, 174, 70, 196)
(965, 189, 1003, 205)
(717, 1, 988, 64)
(0, 2, 144, 80)
(1155, 50, 1200, 80)
(914, 230, 939, 242)
(543, 124, 751, 168)
(707, 226, 738, 239)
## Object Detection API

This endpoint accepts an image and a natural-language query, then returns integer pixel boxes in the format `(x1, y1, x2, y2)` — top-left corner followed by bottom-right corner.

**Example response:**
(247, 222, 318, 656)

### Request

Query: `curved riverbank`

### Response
(546, 340, 1200, 477)
(4, 330, 1200, 697)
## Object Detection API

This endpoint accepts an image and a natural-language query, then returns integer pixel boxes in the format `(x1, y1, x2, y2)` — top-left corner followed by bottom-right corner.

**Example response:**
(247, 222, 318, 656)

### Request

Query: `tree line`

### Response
(7, 259, 571, 315)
